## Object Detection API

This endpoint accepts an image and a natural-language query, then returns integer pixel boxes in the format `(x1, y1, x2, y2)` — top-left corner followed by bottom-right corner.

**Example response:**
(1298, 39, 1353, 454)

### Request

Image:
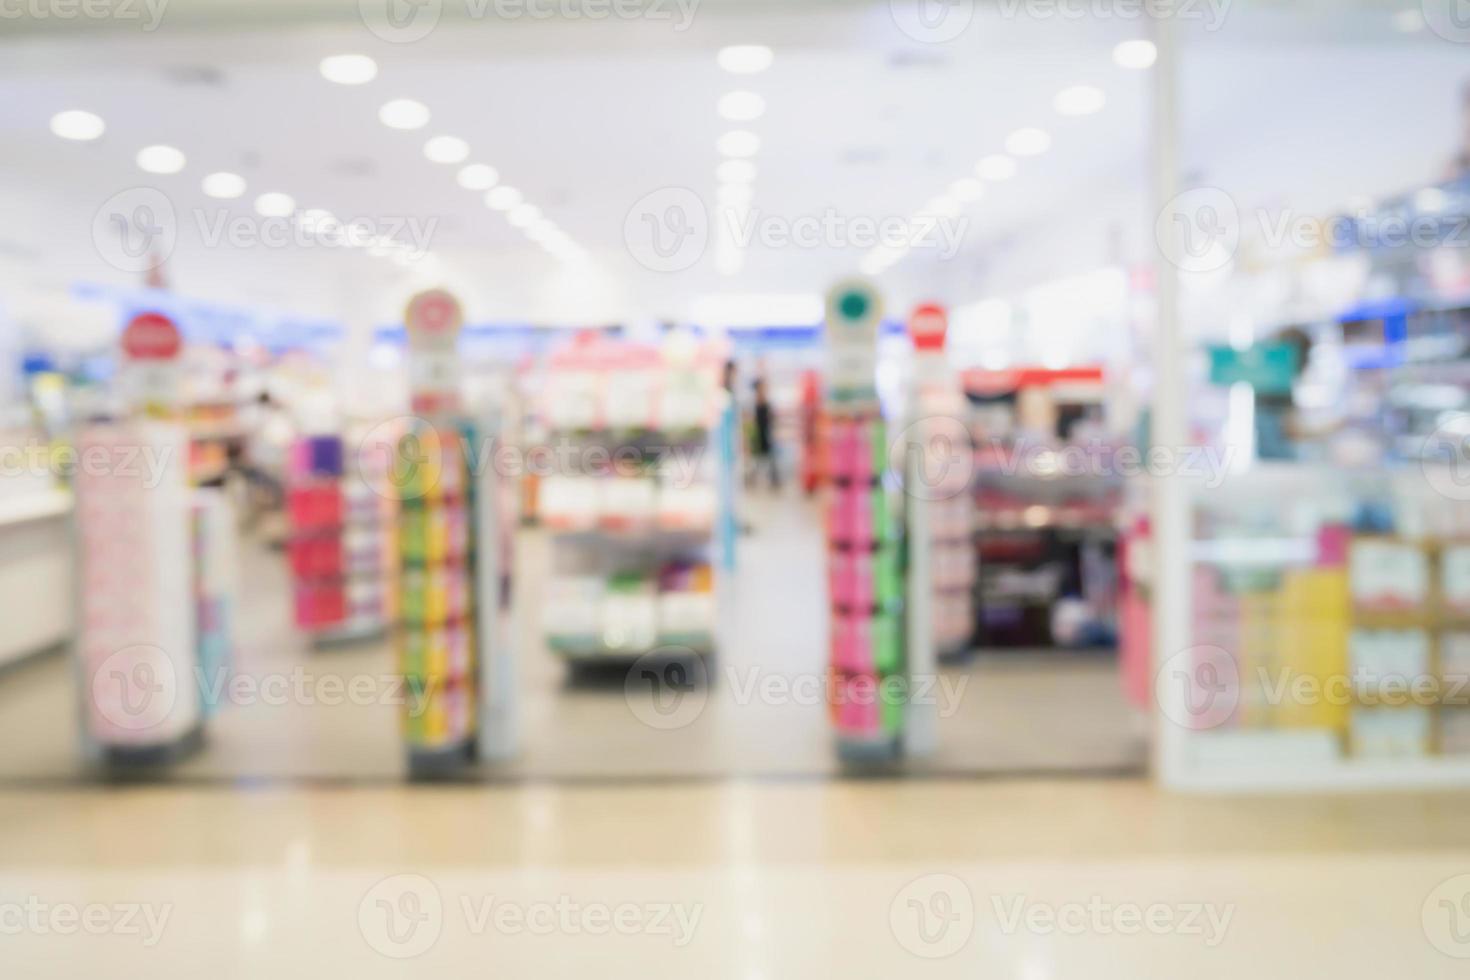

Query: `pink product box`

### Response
(831, 612, 876, 674)
(832, 679, 881, 737)
(828, 486, 876, 548)
(824, 419, 861, 482)
(829, 551, 876, 610)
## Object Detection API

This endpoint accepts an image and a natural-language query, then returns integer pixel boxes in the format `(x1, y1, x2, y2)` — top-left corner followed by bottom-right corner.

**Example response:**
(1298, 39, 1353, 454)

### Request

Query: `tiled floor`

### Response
(2, 780, 1469, 977)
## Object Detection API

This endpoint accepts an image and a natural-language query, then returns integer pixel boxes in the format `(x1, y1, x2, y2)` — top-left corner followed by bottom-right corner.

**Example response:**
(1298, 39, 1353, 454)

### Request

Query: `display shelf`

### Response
(1159, 465, 1470, 792)
(73, 419, 206, 768)
(535, 335, 727, 666)
(286, 432, 398, 644)
(394, 289, 518, 778)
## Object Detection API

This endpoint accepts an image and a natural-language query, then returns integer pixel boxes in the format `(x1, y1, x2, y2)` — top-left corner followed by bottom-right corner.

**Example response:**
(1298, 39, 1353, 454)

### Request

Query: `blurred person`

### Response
(748, 377, 780, 490)
(235, 391, 293, 522)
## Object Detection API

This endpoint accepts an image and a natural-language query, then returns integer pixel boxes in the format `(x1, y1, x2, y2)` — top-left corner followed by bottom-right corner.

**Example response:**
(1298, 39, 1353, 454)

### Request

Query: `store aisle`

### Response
(0, 493, 1144, 782)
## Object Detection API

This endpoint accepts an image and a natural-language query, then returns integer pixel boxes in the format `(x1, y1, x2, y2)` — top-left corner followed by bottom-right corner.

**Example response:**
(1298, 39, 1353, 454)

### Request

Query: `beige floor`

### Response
(3, 780, 1470, 976)
(0, 493, 1144, 781)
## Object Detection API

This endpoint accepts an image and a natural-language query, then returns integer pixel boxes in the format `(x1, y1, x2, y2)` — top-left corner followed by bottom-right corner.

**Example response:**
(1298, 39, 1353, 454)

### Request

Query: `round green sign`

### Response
(838, 290, 870, 322)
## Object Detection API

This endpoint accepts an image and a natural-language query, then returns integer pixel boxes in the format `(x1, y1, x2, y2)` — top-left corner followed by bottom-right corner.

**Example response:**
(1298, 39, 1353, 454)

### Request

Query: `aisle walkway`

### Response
(2, 779, 1468, 977)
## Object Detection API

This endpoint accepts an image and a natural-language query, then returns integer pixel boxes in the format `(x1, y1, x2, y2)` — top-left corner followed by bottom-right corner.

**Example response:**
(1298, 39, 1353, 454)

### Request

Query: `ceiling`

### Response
(0, 1, 1465, 331)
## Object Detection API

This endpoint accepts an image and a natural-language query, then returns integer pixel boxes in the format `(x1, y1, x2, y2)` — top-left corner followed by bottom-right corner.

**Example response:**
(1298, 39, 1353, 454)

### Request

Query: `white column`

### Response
(1150, 9, 1191, 787)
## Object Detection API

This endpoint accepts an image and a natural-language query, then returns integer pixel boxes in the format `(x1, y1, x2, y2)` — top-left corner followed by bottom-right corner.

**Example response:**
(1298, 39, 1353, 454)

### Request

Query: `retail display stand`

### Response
(903, 304, 977, 664)
(74, 312, 227, 768)
(537, 336, 725, 664)
(286, 428, 398, 645)
(394, 289, 516, 778)
(823, 280, 911, 764)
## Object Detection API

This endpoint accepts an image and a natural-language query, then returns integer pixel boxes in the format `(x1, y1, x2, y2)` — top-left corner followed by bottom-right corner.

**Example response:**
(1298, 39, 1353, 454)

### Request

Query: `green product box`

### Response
(400, 509, 428, 563)
(874, 544, 902, 607)
(400, 568, 427, 623)
(874, 612, 903, 674)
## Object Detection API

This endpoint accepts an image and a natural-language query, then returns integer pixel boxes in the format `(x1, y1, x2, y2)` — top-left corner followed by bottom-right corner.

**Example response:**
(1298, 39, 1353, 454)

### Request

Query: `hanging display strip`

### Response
(286, 434, 396, 642)
(395, 418, 480, 766)
(191, 488, 238, 717)
(74, 420, 204, 764)
(822, 280, 907, 763)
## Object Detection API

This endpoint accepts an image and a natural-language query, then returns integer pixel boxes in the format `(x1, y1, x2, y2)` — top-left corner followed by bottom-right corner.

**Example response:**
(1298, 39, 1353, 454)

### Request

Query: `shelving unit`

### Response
(822, 280, 911, 764)
(393, 289, 517, 778)
(285, 431, 397, 644)
(535, 336, 725, 666)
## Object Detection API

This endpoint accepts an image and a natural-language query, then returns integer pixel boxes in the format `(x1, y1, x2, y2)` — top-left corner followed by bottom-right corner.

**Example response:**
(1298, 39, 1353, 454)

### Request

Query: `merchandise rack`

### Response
(393, 289, 517, 778)
(286, 430, 397, 645)
(822, 280, 931, 765)
(536, 336, 726, 667)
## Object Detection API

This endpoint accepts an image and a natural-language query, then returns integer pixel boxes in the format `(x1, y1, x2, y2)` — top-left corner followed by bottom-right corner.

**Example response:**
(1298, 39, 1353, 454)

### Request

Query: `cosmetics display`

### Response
(536, 335, 727, 664)
(902, 304, 976, 662)
(1166, 465, 1470, 789)
(286, 432, 398, 642)
(74, 419, 205, 763)
(822, 280, 910, 762)
(393, 289, 517, 776)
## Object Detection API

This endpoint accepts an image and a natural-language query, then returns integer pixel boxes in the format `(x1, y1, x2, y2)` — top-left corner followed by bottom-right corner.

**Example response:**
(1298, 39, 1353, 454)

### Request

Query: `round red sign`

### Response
(121, 312, 183, 361)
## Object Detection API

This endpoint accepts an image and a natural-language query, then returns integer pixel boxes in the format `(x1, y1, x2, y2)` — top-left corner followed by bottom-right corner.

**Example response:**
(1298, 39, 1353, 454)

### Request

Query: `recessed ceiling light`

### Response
(299, 209, 338, 232)
(508, 203, 542, 228)
(718, 184, 753, 208)
(457, 163, 499, 190)
(718, 130, 761, 158)
(485, 186, 521, 211)
(718, 91, 766, 122)
(1053, 85, 1106, 116)
(378, 98, 431, 130)
(1113, 39, 1158, 70)
(319, 54, 377, 85)
(49, 110, 105, 141)
(975, 155, 1017, 181)
(254, 192, 296, 217)
(1415, 187, 1448, 213)
(949, 177, 984, 203)
(718, 159, 757, 184)
(1005, 128, 1051, 157)
(717, 45, 773, 74)
(136, 145, 186, 174)
(201, 172, 247, 199)
(1393, 8, 1426, 32)
(424, 136, 470, 164)
(923, 196, 961, 218)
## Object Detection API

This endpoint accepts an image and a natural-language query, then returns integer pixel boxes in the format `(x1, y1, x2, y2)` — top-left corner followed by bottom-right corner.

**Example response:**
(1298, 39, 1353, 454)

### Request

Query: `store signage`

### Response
(824, 279, 883, 403)
(404, 289, 465, 416)
(1207, 343, 1298, 394)
(908, 303, 948, 351)
(121, 311, 182, 361)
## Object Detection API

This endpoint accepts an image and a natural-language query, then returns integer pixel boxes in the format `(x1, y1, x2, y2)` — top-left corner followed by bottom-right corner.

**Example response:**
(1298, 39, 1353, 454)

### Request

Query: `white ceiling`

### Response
(0, 1, 1465, 330)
